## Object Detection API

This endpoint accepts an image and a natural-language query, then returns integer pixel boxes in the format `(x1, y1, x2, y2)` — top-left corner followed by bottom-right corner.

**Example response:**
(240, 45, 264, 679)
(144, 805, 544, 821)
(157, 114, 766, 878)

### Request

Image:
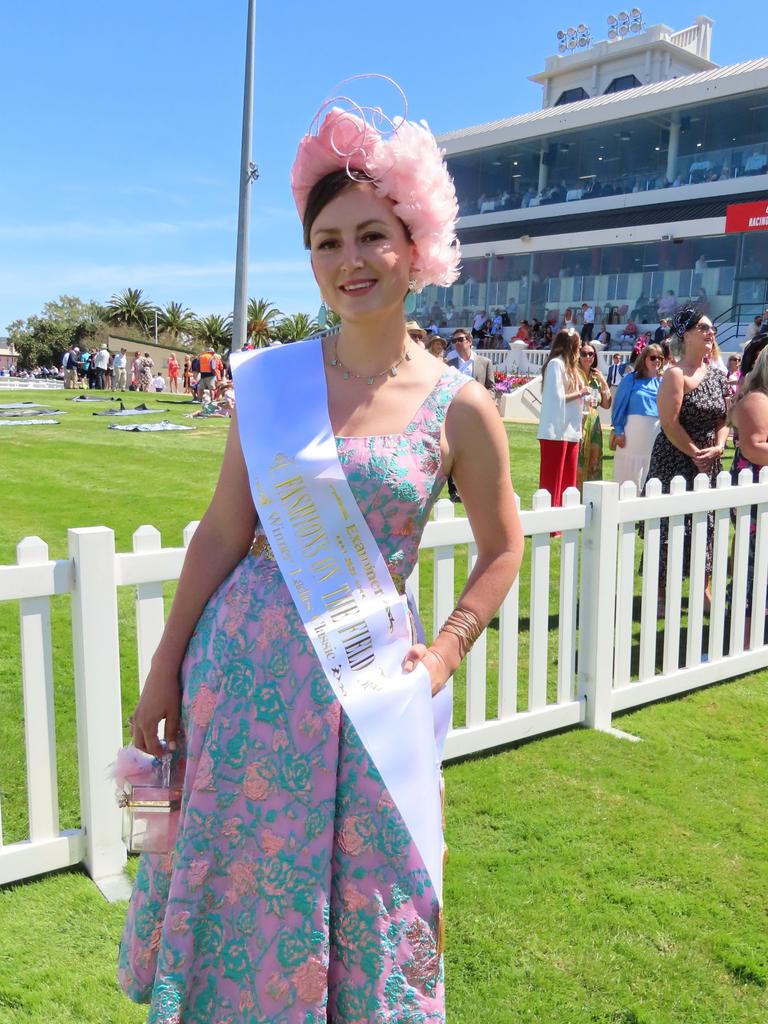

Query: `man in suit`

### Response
(446, 329, 496, 397)
(445, 329, 496, 503)
(606, 353, 626, 393)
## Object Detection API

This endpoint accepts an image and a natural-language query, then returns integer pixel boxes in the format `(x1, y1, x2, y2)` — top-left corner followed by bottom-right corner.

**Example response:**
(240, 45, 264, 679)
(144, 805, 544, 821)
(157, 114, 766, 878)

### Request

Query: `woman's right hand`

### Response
(129, 661, 182, 758)
(614, 433, 626, 448)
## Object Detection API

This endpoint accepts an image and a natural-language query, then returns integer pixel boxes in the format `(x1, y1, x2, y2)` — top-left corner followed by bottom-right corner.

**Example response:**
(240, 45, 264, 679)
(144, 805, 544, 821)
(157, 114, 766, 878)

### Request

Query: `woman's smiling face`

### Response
(309, 183, 414, 324)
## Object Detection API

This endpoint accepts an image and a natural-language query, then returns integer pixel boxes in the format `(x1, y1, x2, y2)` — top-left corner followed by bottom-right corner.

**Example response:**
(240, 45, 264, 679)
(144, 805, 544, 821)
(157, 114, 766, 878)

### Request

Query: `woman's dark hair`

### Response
(302, 170, 366, 247)
(740, 329, 768, 377)
(302, 168, 413, 249)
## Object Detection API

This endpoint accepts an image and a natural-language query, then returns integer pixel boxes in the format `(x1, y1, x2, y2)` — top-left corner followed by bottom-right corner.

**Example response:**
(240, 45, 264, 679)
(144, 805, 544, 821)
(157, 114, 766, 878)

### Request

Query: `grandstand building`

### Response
(416, 16, 768, 348)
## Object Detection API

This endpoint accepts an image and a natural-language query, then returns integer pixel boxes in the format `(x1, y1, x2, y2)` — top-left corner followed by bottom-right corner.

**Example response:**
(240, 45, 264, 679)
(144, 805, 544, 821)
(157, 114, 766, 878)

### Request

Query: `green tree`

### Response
(6, 294, 105, 370)
(104, 288, 157, 333)
(194, 314, 232, 352)
(247, 297, 282, 347)
(274, 312, 320, 343)
(158, 301, 196, 345)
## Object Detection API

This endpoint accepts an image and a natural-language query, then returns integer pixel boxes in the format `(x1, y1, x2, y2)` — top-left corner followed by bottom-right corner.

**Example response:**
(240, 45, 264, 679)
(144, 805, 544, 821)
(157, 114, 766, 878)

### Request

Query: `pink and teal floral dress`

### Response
(119, 368, 469, 1023)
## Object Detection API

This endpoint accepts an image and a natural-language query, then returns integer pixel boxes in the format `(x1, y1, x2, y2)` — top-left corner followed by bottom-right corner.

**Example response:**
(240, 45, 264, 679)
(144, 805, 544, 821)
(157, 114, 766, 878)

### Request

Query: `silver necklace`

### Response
(330, 338, 412, 385)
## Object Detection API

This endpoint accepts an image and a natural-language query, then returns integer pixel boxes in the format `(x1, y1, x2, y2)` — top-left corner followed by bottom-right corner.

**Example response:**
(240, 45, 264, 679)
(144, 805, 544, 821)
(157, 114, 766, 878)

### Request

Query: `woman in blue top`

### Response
(611, 343, 663, 490)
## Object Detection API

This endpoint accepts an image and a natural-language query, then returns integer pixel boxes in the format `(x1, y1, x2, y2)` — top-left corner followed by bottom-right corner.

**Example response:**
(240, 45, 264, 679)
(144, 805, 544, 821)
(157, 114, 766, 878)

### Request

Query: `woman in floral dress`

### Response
(140, 353, 155, 393)
(644, 307, 730, 608)
(120, 95, 524, 1024)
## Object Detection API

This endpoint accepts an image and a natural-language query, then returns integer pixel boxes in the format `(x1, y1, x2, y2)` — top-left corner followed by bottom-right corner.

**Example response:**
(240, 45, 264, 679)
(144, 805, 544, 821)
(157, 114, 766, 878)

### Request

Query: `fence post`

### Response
(69, 527, 130, 901)
(17, 537, 59, 841)
(578, 481, 620, 731)
(432, 500, 456, 731)
(133, 525, 164, 692)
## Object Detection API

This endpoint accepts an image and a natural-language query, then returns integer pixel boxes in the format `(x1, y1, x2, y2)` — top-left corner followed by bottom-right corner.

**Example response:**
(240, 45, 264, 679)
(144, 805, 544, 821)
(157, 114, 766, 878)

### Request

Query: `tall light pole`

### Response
(231, 0, 257, 353)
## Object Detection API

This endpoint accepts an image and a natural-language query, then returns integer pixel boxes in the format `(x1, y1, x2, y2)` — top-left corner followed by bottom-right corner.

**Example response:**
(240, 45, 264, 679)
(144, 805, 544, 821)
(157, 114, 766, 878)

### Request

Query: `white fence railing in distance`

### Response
(481, 349, 630, 378)
(2, 474, 768, 894)
(0, 379, 64, 390)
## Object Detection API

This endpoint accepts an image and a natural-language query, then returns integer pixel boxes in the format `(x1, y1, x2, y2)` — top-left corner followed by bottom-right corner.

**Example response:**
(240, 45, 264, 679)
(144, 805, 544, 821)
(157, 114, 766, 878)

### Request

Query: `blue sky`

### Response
(1, 1, 763, 331)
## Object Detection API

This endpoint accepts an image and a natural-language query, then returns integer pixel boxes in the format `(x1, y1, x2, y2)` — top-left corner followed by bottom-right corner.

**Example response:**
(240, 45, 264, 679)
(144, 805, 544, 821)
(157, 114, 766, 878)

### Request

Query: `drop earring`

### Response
(404, 279, 418, 316)
(317, 302, 328, 330)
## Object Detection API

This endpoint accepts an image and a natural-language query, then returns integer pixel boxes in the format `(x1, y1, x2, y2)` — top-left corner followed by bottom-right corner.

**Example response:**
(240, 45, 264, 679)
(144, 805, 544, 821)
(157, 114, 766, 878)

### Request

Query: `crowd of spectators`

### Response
(418, 286, 715, 343)
(1, 343, 231, 402)
(0, 364, 64, 381)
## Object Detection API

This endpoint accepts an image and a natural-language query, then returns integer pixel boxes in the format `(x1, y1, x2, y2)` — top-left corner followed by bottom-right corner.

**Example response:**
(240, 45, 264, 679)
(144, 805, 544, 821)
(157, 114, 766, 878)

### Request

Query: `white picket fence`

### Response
(484, 348, 630, 376)
(2, 471, 767, 898)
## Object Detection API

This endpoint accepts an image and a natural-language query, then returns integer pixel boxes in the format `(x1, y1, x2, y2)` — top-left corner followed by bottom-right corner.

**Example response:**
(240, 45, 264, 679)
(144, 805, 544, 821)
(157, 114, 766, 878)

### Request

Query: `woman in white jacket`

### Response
(537, 328, 591, 505)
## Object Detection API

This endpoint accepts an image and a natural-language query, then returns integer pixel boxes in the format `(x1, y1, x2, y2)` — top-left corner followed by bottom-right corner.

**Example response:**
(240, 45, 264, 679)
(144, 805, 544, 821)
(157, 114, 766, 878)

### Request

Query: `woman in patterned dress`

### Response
(575, 342, 611, 490)
(140, 352, 155, 393)
(644, 307, 730, 610)
(120, 98, 524, 1024)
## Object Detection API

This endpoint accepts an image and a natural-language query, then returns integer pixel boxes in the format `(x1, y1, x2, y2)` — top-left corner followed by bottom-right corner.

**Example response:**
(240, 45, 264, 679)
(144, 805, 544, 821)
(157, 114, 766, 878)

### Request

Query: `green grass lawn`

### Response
(1, 390, 766, 1023)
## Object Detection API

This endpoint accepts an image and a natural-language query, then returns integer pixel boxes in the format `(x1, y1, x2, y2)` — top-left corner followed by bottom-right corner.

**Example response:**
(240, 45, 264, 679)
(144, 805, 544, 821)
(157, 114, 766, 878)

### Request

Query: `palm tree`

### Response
(247, 297, 282, 347)
(158, 301, 196, 344)
(275, 312, 320, 344)
(326, 309, 341, 330)
(104, 288, 157, 333)
(194, 314, 232, 352)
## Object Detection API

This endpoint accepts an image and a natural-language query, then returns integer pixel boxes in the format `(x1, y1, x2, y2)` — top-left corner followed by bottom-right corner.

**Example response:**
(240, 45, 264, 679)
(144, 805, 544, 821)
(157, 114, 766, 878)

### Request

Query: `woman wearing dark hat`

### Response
(644, 306, 731, 609)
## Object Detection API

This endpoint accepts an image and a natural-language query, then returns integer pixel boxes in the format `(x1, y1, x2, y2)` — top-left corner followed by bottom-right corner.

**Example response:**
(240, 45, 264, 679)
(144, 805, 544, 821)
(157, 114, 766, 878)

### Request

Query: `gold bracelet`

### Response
(438, 606, 483, 659)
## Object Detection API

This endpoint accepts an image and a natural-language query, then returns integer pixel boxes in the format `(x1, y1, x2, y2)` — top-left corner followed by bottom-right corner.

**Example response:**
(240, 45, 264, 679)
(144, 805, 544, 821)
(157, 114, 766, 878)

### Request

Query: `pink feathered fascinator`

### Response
(291, 77, 461, 293)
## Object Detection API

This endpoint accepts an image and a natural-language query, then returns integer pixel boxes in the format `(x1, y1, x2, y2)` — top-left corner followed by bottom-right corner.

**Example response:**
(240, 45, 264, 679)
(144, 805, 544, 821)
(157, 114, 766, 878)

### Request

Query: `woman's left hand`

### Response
(403, 644, 449, 696)
(692, 445, 722, 471)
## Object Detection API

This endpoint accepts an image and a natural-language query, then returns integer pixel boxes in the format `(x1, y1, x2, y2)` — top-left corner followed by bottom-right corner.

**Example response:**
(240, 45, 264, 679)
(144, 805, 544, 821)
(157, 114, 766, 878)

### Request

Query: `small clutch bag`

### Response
(114, 746, 183, 854)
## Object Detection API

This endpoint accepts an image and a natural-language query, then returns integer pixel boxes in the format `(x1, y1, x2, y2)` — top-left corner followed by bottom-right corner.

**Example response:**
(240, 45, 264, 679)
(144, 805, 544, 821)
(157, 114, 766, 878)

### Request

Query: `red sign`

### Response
(725, 199, 768, 234)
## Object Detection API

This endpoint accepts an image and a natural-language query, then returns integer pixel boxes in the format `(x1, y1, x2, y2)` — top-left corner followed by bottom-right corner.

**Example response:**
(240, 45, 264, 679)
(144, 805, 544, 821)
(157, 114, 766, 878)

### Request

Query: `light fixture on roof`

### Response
(607, 8, 643, 40)
(556, 23, 591, 54)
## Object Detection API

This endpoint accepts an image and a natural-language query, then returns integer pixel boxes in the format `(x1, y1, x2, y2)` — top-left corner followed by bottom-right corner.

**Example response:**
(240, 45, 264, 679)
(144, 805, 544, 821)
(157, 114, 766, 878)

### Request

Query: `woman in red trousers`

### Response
(537, 328, 591, 505)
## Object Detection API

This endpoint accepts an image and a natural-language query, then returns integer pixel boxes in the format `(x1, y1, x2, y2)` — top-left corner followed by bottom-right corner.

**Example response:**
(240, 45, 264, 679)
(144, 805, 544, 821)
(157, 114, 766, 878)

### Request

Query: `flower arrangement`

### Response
(494, 372, 532, 394)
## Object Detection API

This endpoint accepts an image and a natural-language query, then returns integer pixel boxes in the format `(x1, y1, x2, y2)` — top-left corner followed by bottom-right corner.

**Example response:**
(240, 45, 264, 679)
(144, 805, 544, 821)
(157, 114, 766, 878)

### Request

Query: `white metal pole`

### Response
(231, 0, 256, 353)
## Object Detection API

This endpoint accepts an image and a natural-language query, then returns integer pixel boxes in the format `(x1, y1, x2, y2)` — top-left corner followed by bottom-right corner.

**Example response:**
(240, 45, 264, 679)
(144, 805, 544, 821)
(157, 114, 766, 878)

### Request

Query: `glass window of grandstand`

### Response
(448, 91, 768, 216)
(415, 255, 531, 328)
(449, 143, 546, 217)
(737, 233, 768, 313)
(530, 237, 738, 326)
(417, 236, 746, 333)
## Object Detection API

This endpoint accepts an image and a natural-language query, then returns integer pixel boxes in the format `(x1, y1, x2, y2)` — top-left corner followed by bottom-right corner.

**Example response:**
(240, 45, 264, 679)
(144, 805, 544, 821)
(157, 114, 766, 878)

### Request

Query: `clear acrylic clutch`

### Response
(115, 748, 182, 854)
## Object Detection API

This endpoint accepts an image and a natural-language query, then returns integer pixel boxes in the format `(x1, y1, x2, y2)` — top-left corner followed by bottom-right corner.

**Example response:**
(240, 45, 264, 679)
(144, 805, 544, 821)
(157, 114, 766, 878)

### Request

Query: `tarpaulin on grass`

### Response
(94, 402, 168, 416)
(107, 420, 194, 432)
(0, 418, 60, 426)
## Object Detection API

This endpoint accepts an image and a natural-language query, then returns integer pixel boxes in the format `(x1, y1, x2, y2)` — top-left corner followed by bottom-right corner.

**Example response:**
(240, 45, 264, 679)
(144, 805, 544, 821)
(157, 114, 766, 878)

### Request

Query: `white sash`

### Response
(231, 339, 451, 908)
